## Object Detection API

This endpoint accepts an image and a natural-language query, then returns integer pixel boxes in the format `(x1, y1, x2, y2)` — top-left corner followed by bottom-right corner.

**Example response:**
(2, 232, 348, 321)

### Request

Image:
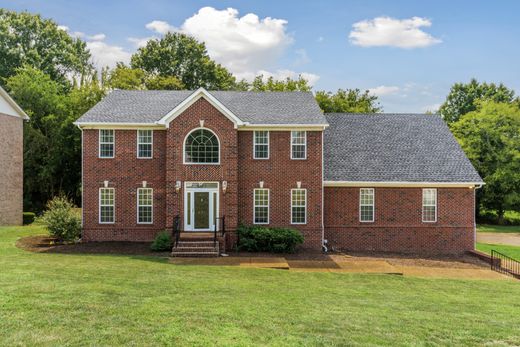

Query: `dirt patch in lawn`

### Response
(16, 235, 170, 257)
(339, 251, 489, 269)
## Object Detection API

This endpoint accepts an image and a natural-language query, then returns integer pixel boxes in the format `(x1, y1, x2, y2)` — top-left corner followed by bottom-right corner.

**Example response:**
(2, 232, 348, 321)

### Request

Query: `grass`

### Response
(477, 243, 520, 260)
(1, 225, 520, 346)
(477, 224, 520, 233)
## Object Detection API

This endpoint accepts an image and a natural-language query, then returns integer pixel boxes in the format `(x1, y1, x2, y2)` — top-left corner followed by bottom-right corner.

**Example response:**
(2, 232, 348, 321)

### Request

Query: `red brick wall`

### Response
(165, 97, 239, 232)
(324, 187, 475, 254)
(237, 131, 323, 250)
(82, 129, 167, 241)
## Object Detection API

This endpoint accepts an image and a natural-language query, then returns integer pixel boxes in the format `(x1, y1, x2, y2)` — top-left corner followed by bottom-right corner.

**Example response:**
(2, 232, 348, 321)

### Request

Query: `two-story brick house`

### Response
(75, 88, 483, 255)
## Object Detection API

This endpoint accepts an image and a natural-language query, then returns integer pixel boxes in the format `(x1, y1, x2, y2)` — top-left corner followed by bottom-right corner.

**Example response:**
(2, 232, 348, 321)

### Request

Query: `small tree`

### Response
(42, 196, 81, 241)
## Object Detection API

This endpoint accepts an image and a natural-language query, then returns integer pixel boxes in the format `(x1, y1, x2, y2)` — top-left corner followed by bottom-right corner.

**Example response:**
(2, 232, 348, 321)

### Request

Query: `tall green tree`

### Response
(451, 101, 520, 223)
(315, 89, 381, 113)
(130, 32, 236, 90)
(439, 79, 518, 124)
(0, 9, 92, 87)
(7, 66, 105, 211)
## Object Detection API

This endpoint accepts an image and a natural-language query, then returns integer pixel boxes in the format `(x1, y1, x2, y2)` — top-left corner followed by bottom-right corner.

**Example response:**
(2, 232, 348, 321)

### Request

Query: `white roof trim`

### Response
(238, 124, 328, 131)
(0, 86, 29, 120)
(323, 181, 484, 188)
(156, 88, 245, 128)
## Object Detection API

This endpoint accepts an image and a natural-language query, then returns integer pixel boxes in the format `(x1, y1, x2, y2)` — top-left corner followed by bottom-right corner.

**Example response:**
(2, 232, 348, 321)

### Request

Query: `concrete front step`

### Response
(171, 251, 219, 257)
(177, 241, 217, 248)
(171, 240, 219, 257)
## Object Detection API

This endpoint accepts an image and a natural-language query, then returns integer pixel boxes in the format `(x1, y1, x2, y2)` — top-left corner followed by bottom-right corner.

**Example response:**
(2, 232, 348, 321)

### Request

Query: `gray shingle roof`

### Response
(76, 90, 327, 125)
(324, 113, 483, 183)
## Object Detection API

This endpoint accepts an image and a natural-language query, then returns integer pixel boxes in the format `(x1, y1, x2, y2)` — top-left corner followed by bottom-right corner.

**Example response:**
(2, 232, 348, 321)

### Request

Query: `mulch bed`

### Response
(16, 235, 489, 269)
(16, 235, 170, 257)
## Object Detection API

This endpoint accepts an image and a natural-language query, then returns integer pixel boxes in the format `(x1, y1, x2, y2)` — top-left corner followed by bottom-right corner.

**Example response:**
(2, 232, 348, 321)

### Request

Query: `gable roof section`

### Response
(75, 89, 327, 127)
(0, 86, 29, 120)
(323, 113, 483, 184)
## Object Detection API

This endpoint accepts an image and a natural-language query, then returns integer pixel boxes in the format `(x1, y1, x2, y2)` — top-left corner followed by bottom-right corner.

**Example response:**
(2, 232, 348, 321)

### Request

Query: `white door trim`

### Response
(184, 182, 220, 232)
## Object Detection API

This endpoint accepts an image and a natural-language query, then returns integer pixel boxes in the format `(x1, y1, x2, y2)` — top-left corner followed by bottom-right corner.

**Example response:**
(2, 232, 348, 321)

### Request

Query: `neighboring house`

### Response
(75, 88, 483, 255)
(0, 86, 29, 225)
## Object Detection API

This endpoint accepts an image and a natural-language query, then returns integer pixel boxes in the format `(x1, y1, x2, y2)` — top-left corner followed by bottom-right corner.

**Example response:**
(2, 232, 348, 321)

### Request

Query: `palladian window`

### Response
(184, 129, 220, 164)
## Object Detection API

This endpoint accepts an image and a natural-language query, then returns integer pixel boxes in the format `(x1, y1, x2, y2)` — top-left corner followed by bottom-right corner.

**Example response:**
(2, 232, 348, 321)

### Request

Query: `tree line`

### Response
(0, 9, 518, 223)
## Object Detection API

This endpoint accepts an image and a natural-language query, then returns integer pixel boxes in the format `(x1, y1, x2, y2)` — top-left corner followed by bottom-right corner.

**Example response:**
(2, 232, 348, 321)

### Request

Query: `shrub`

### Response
(150, 231, 172, 251)
(22, 212, 35, 225)
(41, 196, 82, 241)
(237, 225, 304, 253)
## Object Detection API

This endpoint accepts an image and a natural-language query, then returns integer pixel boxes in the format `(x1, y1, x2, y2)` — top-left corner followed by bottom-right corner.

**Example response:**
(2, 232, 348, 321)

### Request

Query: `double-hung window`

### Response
(422, 189, 437, 222)
(137, 188, 153, 224)
(137, 130, 153, 158)
(359, 188, 374, 222)
(254, 189, 269, 224)
(99, 129, 114, 158)
(253, 131, 269, 159)
(291, 131, 307, 159)
(291, 189, 307, 224)
(99, 188, 115, 223)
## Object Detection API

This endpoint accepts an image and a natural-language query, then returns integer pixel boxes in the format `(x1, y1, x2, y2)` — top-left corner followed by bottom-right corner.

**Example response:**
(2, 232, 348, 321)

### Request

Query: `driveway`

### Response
(477, 232, 520, 246)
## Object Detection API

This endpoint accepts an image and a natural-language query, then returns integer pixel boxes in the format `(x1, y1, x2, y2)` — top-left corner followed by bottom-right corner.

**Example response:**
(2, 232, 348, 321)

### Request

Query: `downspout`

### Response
(473, 184, 483, 251)
(321, 130, 327, 253)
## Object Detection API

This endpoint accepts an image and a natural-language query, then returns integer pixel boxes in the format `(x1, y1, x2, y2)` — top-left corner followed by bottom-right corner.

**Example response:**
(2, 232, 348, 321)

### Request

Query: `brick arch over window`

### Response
(183, 127, 220, 164)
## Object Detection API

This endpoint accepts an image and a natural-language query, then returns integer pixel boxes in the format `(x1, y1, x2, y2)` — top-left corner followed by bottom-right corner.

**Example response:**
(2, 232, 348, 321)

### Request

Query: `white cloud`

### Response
(317, 36, 324, 43)
(145, 20, 177, 35)
(368, 85, 400, 96)
(421, 103, 441, 113)
(349, 16, 442, 48)
(294, 49, 310, 66)
(177, 7, 293, 74)
(87, 33, 106, 41)
(86, 41, 131, 68)
(57, 25, 69, 31)
(127, 36, 156, 48)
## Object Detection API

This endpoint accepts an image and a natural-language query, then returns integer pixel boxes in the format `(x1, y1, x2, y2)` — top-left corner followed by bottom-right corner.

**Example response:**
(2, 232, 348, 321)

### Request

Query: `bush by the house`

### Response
(237, 225, 304, 253)
(41, 196, 82, 241)
(22, 212, 35, 225)
(150, 231, 172, 251)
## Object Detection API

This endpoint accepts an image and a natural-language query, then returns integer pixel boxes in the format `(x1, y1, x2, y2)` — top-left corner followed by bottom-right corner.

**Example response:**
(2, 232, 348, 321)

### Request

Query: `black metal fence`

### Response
(491, 250, 520, 279)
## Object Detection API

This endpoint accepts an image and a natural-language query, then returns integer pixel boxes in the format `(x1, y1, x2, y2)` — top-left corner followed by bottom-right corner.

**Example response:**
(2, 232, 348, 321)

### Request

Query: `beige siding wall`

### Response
(0, 113, 23, 225)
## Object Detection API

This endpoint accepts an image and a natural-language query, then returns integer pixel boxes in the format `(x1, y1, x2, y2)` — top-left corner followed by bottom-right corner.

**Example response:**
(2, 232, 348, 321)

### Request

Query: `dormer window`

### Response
(184, 128, 220, 164)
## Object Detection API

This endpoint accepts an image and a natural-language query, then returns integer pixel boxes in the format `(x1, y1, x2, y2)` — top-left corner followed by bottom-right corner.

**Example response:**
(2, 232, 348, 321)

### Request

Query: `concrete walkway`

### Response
(477, 232, 520, 246)
(170, 254, 510, 280)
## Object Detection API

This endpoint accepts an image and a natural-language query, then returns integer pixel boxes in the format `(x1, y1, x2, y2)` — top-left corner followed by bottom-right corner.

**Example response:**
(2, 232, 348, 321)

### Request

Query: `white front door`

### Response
(184, 182, 219, 232)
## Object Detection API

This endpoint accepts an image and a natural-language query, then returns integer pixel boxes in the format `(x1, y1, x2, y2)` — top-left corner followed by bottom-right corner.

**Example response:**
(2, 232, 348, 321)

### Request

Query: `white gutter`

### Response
(324, 181, 485, 188)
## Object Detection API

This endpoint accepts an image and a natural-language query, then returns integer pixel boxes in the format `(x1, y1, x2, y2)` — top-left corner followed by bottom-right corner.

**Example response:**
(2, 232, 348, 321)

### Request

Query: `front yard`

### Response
(1, 225, 520, 346)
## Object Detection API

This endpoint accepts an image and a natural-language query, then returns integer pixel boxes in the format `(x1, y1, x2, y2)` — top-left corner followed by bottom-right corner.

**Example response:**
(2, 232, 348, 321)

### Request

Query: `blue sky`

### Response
(2, 0, 520, 112)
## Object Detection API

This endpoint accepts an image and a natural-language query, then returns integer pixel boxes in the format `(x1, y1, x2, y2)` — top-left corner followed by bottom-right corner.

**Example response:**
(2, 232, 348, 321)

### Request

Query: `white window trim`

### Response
(422, 188, 438, 223)
(253, 188, 270, 224)
(253, 131, 269, 160)
(290, 130, 307, 160)
(359, 188, 375, 223)
(182, 127, 221, 165)
(99, 129, 115, 159)
(137, 188, 153, 224)
(137, 129, 153, 159)
(99, 187, 115, 224)
(291, 188, 307, 225)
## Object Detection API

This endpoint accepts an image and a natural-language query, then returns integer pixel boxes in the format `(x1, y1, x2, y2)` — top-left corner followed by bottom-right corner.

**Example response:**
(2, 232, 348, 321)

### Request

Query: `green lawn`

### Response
(2, 226, 520, 346)
(477, 242, 520, 260)
(477, 224, 520, 233)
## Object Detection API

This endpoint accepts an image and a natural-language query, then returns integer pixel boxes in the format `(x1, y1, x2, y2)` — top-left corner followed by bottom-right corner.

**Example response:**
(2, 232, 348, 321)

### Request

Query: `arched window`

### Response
(184, 128, 220, 164)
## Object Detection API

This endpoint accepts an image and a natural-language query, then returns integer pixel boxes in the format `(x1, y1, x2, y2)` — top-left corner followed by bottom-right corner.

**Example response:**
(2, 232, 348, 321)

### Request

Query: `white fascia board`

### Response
(0, 86, 29, 120)
(74, 122, 166, 130)
(323, 181, 485, 188)
(238, 124, 328, 131)
(157, 88, 245, 128)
